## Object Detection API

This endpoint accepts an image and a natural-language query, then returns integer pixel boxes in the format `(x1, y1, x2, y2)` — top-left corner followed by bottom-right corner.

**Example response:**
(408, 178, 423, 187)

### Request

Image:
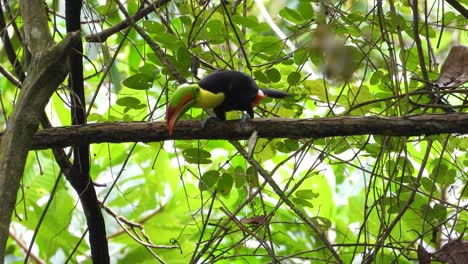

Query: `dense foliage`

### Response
(1, 0, 467, 263)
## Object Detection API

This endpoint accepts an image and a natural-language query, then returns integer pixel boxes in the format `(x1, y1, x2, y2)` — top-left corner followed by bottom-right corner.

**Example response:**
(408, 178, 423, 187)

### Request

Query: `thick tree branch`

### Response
(0, 114, 465, 150)
(0, 31, 81, 262)
(65, 0, 110, 262)
(19, 0, 53, 54)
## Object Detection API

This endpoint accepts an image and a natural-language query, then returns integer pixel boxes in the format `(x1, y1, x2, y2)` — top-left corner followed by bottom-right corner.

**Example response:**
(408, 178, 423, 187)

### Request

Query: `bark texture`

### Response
(0, 0, 80, 259)
(0, 113, 466, 150)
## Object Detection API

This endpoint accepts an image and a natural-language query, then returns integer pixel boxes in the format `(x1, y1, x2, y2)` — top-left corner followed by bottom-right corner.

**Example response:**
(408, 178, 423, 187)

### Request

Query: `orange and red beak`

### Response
(166, 85, 198, 136)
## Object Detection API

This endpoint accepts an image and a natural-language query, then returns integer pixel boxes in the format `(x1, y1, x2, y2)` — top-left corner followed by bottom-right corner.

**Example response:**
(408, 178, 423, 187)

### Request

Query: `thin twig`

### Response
(8, 229, 45, 264)
(229, 140, 343, 264)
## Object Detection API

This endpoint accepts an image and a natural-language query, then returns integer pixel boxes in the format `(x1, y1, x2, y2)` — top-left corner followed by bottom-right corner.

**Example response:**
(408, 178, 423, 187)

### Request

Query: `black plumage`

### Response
(198, 70, 289, 120)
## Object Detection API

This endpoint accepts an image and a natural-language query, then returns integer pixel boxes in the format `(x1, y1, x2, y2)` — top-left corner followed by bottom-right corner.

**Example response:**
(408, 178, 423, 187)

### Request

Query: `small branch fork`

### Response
(100, 201, 177, 264)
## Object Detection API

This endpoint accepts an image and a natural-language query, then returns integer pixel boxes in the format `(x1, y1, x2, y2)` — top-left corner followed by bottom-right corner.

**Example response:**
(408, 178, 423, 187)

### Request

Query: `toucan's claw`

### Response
(202, 116, 220, 129)
(240, 113, 251, 129)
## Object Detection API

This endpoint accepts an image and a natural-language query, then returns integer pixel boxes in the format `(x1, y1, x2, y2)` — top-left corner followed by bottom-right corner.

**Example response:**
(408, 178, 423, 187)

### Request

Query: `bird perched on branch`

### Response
(166, 70, 289, 135)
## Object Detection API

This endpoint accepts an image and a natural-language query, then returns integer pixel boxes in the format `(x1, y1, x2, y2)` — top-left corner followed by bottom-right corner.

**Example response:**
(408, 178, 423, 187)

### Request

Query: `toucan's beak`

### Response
(166, 87, 196, 136)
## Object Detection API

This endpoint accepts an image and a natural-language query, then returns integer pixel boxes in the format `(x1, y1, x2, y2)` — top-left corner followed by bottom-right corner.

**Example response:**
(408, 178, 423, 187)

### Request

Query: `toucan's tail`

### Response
(261, 89, 290, 98)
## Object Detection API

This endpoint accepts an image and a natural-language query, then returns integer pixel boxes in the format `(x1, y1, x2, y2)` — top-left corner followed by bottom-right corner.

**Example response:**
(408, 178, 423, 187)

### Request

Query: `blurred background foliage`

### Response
(1, 0, 467, 263)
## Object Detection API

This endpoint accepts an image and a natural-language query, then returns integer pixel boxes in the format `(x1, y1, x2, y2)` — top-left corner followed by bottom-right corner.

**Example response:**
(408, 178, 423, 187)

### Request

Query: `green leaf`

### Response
(205, 19, 226, 44)
(420, 177, 435, 192)
(432, 203, 447, 222)
(287, 72, 301, 86)
(298, 1, 314, 20)
(246, 166, 259, 187)
(387, 203, 403, 214)
(183, 148, 211, 159)
(231, 15, 259, 28)
(266, 68, 281, 83)
(182, 148, 212, 164)
(153, 32, 181, 45)
(122, 73, 153, 90)
(232, 166, 247, 188)
(311, 216, 332, 230)
(88, 113, 104, 122)
(279, 7, 304, 24)
(216, 173, 233, 196)
(144, 21, 166, 33)
(285, 139, 299, 151)
(251, 36, 282, 55)
(303, 79, 328, 100)
(309, 47, 324, 66)
(276, 139, 300, 153)
(199, 170, 220, 191)
(370, 70, 384, 85)
(253, 70, 270, 84)
(292, 197, 314, 208)
(116, 96, 141, 107)
(294, 49, 309, 65)
(139, 63, 159, 77)
(177, 47, 192, 72)
(295, 189, 320, 200)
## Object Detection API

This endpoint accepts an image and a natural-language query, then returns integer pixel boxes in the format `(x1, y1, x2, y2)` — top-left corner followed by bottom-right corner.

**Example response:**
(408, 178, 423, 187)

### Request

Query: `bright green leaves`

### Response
(198, 170, 233, 196)
(122, 62, 159, 91)
(143, 18, 193, 76)
(144, 21, 166, 33)
(144, 20, 182, 46)
(116, 96, 140, 106)
(279, 7, 304, 24)
(205, 19, 226, 45)
(303, 79, 328, 101)
(385, 157, 415, 178)
(419, 203, 448, 224)
(122, 73, 153, 90)
(217, 173, 234, 196)
(429, 162, 457, 188)
(294, 49, 309, 66)
(292, 197, 314, 208)
(245, 166, 260, 188)
(279, 1, 314, 25)
(276, 139, 300, 153)
(176, 47, 192, 73)
(116, 96, 147, 113)
(295, 189, 320, 199)
(293, 189, 320, 208)
(311, 216, 332, 230)
(253, 70, 270, 84)
(182, 148, 212, 164)
(251, 36, 283, 56)
(139, 63, 159, 77)
(231, 15, 259, 28)
(198, 166, 258, 195)
(266, 68, 281, 83)
(253, 68, 282, 84)
(153, 32, 181, 46)
(297, 1, 314, 21)
(199, 170, 219, 191)
(287, 71, 302, 86)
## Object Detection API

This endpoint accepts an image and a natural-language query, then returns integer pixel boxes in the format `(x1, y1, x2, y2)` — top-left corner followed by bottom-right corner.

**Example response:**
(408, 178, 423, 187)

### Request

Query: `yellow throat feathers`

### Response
(195, 88, 225, 109)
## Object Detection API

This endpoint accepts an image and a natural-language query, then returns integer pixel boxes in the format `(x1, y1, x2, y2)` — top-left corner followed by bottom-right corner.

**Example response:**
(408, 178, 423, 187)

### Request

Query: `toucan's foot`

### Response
(240, 113, 251, 129)
(202, 116, 220, 128)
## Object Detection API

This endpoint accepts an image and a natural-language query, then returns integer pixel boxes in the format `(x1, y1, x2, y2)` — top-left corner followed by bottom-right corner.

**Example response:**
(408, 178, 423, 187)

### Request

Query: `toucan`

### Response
(166, 70, 289, 135)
